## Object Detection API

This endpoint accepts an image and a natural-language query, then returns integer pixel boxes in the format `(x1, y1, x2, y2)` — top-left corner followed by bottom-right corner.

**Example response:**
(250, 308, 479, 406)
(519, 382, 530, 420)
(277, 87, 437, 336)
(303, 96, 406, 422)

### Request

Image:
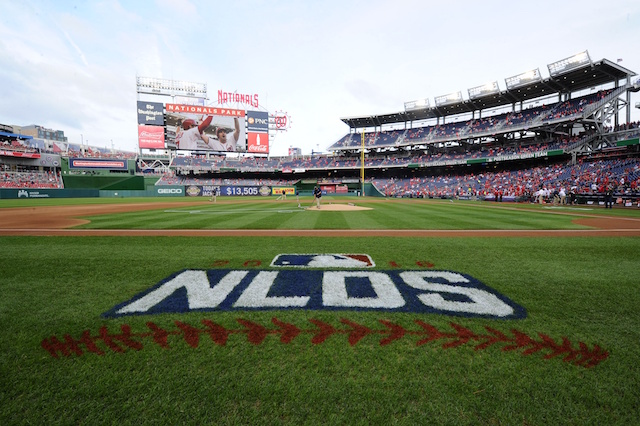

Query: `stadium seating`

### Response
(370, 156, 640, 199)
(329, 89, 615, 150)
(0, 170, 62, 189)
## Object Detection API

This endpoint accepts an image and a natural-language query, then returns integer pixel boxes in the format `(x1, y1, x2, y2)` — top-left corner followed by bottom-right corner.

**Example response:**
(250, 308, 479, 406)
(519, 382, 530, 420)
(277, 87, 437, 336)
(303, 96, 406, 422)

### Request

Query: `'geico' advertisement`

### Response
(154, 186, 184, 196)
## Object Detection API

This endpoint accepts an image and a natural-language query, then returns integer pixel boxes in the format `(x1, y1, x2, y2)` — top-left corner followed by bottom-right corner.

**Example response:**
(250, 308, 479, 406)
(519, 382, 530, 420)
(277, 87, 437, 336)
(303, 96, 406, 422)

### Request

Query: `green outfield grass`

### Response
(56, 196, 640, 230)
(1, 197, 639, 425)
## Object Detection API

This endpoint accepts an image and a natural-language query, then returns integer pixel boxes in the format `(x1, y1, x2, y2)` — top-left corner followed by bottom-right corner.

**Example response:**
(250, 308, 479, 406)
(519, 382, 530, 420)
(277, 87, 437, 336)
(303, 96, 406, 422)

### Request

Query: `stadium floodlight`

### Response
(434, 91, 463, 107)
(136, 76, 207, 98)
(468, 81, 500, 100)
(548, 51, 591, 77)
(505, 69, 542, 90)
(404, 98, 430, 111)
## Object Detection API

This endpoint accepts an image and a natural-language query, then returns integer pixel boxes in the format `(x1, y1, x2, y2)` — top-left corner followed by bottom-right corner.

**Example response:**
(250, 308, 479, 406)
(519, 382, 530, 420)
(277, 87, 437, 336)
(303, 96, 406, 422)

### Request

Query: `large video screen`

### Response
(165, 104, 246, 152)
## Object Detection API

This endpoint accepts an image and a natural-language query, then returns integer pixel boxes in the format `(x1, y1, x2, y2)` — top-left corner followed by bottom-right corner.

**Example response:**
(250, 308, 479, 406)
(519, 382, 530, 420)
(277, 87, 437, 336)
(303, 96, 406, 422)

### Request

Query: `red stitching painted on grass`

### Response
(41, 318, 609, 368)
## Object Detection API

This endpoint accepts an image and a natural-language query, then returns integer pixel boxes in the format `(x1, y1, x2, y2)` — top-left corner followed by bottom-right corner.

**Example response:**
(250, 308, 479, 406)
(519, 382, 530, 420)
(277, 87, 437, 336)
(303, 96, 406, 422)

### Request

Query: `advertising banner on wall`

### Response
(138, 125, 165, 149)
(246, 110, 269, 154)
(320, 185, 335, 194)
(137, 101, 164, 125)
(184, 185, 271, 197)
(0, 150, 40, 159)
(69, 158, 128, 170)
(271, 187, 296, 196)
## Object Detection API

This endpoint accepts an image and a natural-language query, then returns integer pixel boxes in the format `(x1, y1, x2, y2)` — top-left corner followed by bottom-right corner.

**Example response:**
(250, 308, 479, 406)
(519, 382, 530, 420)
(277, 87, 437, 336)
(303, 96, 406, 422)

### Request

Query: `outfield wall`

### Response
(0, 183, 376, 199)
(2, 187, 638, 206)
(0, 188, 99, 199)
(61, 175, 145, 190)
(0, 187, 178, 199)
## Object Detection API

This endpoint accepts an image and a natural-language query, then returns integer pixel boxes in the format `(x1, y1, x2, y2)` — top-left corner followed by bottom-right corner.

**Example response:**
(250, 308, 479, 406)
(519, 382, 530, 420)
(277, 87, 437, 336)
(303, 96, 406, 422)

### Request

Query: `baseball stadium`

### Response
(1, 52, 640, 424)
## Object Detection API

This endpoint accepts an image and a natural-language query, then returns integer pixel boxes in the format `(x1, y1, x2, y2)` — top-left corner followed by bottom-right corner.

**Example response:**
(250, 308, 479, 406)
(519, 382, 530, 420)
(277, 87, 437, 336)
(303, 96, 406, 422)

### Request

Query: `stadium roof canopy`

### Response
(0, 131, 33, 140)
(340, 57, 637, 129)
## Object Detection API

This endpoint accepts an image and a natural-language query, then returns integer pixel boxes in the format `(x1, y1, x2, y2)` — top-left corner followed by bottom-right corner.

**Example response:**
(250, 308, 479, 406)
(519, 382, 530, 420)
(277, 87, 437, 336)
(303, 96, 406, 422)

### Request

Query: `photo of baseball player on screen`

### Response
(165, 106, 246, 152)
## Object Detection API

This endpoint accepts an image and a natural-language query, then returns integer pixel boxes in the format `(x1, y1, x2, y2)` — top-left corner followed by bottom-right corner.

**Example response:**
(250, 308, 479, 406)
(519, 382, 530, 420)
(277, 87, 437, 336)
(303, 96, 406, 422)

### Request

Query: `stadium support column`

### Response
(361, 130, 365, 197)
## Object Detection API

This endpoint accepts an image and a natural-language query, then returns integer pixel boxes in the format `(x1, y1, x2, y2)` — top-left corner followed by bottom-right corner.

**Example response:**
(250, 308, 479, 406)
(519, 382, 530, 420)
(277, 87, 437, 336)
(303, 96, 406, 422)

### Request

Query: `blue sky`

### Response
(1, 0, 639, 156)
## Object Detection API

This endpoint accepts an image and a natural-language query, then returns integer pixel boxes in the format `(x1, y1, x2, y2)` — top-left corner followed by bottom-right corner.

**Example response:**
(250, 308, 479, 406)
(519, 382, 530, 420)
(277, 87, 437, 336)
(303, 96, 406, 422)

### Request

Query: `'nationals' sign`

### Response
(217, 90, 259, 108)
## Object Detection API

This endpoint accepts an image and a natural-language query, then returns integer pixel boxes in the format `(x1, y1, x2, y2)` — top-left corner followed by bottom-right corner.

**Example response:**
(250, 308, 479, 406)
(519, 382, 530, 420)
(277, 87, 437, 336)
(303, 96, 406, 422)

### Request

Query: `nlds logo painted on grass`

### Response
(47, 256, 608, 368)
(104, 254, 526, 319)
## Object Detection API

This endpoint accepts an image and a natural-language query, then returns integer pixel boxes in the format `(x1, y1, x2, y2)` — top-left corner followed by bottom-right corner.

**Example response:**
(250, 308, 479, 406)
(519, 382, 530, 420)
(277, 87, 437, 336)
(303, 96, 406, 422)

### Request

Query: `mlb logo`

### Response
(271, 254, 375, 268)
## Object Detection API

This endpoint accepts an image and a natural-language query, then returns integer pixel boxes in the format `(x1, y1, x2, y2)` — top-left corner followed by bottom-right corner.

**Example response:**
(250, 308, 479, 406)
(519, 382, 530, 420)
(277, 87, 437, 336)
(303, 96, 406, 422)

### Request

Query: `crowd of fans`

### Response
(0, 137, 137, 159)
(157, 175, 293, 187)
(165, 137, 578, 172)
(65, 145, 137, 159)
(0, 139, 39, 153)
(0, 170, 62, 189)
(371, 156, 640, 199)
(155, 150, 640, 202)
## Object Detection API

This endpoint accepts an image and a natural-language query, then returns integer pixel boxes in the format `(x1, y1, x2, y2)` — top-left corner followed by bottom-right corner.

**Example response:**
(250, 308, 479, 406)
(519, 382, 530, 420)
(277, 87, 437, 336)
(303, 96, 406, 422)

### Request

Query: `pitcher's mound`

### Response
(307, 204, 372, 211)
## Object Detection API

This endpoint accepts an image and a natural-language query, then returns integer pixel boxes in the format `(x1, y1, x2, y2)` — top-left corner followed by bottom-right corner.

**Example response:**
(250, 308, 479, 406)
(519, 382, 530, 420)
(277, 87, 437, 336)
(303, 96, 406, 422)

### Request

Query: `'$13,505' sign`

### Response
(224, 186, 259, 196)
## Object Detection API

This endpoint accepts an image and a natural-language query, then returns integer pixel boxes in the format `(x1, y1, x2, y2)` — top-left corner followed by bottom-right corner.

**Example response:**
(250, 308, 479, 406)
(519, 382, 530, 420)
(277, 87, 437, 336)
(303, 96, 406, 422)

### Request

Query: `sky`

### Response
(1, 0, 639, 156)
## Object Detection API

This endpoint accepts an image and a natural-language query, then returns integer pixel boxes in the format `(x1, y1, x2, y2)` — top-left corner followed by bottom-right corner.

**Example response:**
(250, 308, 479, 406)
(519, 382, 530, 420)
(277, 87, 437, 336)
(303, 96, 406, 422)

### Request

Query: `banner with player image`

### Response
(165, 104, 246, 152)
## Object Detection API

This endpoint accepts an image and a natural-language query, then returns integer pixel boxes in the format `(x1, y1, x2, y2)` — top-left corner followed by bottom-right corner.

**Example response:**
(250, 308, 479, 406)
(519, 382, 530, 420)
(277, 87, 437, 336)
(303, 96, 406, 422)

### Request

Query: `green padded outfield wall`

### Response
(61, 174, 145, 190)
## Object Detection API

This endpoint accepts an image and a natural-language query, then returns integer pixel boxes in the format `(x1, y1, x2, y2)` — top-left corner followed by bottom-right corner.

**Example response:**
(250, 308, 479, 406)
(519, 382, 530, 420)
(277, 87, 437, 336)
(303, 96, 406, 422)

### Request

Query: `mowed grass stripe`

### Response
(199, 205, 309, 229)
(76, 199, 594, 230)
(353, 200, 583, 230)
(79, 209, 207, 229)
(373, 200, 548, 230)
(440, 201, 592, 229)
(79, 204, 304, 229)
